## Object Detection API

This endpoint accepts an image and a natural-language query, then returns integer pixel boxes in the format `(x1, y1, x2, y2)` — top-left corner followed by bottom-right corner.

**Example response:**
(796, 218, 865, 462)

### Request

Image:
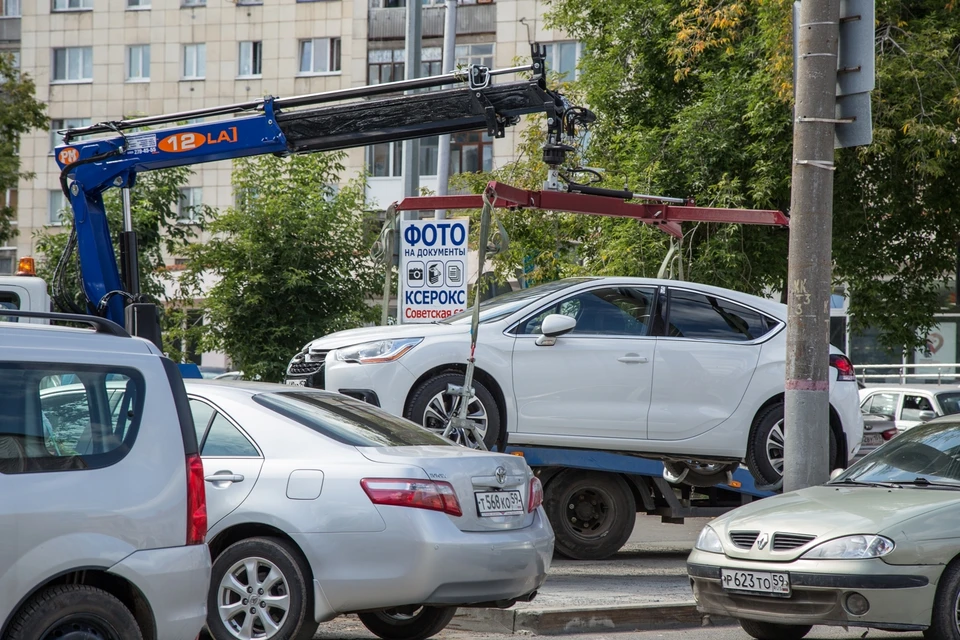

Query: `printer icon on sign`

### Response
(427, 262, 443, 286)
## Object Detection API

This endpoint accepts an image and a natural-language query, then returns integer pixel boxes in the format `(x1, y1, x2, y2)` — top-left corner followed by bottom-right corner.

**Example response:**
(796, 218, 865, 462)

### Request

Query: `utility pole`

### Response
(434, 0, 458, 220)
(401, 0, 423, 209)
(784, 0, 841, 492)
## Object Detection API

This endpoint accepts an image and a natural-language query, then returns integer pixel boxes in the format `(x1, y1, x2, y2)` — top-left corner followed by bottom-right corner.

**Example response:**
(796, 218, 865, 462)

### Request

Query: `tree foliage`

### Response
(178, 152, 379, 382)
(0, 52, 47, 246)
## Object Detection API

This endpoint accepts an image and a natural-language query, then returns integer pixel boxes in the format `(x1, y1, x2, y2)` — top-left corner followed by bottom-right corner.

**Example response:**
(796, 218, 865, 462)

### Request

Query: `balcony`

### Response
(368, 3, 495, 40)
(0, 17, 21, 42)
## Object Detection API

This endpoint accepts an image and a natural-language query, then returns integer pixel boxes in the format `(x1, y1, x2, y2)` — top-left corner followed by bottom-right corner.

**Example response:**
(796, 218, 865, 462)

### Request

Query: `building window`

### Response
(50, 118, 91, 153)
(0, 248, 14, 275)
(238, 41, 262, 78)
(367, 47, 441, 85)
(298, 38, 341, 75)
(449, 130, 492, 174)
(52, 47, 93, 83)
(456, 43, 494, 69)
(49, 190, 68, 225)
(420, 136, 438, 176)
(1, 0, 20, 17)
(368, 0, 446, 6)
(181, 0, 205, 6)
(178, 187, 202, 223)
(52, 0, 91, 10)
(366, 142, 403, 178)
(126, 0, 149, 8)
(543, 41, 582, 82)
(182, 44, 206, 80)
(126, 45, 150, 81)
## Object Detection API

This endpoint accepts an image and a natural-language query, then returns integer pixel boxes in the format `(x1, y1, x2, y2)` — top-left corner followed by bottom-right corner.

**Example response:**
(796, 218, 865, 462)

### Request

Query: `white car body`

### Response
(286, 277, 864, 479)
(859, 384, 960, 431)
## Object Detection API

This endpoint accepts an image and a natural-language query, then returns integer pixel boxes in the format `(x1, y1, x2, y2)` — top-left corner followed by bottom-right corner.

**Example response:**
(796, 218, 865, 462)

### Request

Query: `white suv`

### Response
(285, 277, 864, 487)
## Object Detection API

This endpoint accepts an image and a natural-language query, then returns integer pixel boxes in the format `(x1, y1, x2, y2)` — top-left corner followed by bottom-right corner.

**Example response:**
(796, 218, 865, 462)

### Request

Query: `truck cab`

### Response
(0, 258, 52, 324)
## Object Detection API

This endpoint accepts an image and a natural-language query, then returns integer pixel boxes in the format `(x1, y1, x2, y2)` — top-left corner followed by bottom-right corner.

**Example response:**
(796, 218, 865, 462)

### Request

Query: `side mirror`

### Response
(918, 410, 937, 422)
(536, 314, 577, 347)
(829, 468, 845, 481)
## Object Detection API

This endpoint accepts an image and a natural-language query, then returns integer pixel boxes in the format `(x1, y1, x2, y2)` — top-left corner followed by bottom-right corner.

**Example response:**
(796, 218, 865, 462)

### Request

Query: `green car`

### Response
(688, 416, 960, 640)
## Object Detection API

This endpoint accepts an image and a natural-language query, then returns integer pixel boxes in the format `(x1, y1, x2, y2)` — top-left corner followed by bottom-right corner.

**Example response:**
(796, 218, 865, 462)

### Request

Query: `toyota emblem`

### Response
(495, 466, 507, 485)
(756, 533, 769, 550)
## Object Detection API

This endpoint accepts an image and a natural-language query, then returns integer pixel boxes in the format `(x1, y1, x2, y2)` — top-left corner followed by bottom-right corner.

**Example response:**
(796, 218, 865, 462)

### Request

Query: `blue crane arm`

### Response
(51, 51, 567, 332)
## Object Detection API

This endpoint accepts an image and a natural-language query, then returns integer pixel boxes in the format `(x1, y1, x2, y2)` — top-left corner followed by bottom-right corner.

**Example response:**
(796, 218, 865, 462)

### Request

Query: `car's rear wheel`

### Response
(738, 619, 811, 640)
(925, 559, 960, 640)
(406, 372, 502, 450)
(357, 606, 457, 640)
(207, 537, 317, 640)
(746, 402, 837, 486)
(6, 584, 143, 640)
(544, 470, 636, 560)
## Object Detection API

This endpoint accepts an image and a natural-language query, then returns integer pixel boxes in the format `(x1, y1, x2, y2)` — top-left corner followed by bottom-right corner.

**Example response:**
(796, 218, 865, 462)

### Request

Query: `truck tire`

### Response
(406, 372, 502, 450)
(357, 606, 456, 640)
(747, 403, 837, 486)
(739, 619, 811, 640)
(544, 470, 636, 560)
(6, 584, 143, 640)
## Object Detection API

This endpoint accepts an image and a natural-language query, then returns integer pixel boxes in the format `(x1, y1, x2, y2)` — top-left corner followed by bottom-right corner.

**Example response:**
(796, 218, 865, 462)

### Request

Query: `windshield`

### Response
(833, 420, 960, 486)
(253, 391, 453, 447)
(936, 392, 960, 415)
(442, 278, 595, 325)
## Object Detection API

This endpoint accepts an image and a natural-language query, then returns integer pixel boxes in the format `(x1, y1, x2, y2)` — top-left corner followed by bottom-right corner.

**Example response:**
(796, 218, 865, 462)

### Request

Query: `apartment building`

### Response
(9, 0, 581, 275)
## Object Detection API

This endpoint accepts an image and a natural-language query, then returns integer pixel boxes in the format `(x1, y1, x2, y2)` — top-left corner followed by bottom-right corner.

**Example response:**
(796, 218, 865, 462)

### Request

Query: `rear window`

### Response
(253, 391, 453, 447)
(0, 291, 20, 323)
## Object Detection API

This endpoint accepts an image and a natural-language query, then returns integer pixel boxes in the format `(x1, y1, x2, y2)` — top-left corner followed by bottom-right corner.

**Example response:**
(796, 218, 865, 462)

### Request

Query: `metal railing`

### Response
(855, 362, 960, 385)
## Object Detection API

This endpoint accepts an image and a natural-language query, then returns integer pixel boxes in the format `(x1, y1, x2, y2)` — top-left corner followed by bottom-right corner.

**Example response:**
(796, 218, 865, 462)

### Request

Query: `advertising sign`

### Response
(399, 218, 469, 323)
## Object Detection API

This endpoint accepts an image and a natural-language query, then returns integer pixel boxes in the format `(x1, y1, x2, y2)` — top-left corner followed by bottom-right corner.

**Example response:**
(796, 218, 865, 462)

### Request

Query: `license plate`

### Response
(721, 569, 790, 595)
(475, 490, 523, 517)
(284, 379, 306, 387)
(862, 433, 883, 446)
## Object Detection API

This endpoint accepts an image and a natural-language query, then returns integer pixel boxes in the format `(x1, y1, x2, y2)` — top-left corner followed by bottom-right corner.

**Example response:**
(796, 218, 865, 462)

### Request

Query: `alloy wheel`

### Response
(765, 419, 785, 476)
(422, 391, 488, 448)
(217, 556, 291, 640)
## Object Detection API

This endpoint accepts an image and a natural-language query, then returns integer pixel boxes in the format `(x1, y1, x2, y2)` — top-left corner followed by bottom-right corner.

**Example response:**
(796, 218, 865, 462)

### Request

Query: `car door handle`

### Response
(618, 354, 649, 364)
(205, 473, 244, 484)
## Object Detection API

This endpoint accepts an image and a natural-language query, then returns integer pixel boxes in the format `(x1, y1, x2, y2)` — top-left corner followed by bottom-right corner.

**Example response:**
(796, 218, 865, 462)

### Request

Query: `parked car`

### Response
(285, 277, 864, 488)
(860, 384, 960, 431)
(185, 379, 552, 640)
(855, 413, 899, 460)
(688, 415, 960, 639)
(0, 312, 210, 640)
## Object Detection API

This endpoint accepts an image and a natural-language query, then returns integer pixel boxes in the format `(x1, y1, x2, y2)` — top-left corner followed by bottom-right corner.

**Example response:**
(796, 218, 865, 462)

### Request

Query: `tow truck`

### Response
(7, 44, 792, 559)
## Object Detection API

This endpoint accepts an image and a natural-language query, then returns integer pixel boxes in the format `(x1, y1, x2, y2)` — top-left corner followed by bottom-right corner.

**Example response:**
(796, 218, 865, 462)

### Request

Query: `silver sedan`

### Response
(185, 380, 554, 640)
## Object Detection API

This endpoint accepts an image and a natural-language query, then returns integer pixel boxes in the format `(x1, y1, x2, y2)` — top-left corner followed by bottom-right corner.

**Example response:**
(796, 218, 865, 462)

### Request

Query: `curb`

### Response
(450, 602, 734, 635)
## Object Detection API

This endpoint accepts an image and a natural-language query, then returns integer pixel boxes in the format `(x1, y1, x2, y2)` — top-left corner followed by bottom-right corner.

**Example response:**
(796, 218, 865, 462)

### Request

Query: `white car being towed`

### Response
(285, 277, 864, 489)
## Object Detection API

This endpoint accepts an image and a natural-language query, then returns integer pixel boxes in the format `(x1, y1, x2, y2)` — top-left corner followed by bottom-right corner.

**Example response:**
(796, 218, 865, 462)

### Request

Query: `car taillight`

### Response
(186, 454, 208, 545)
(361, 478, 462, 517)
(528, 476, 543, 513)
(882, 428, 898, 441)
(830, 354, 857, 382)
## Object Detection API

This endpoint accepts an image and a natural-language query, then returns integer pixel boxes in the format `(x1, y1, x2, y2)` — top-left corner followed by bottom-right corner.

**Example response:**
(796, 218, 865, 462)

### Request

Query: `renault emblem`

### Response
(756, 533, 769, 550)
(495, 466, 507, 485)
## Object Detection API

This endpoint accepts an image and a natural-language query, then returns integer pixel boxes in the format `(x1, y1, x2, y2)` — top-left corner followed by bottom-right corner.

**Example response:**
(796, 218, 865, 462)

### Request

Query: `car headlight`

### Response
(695, 526, 724, 554)
(334, 338, 423, 364)
(801, 535, 894, 560)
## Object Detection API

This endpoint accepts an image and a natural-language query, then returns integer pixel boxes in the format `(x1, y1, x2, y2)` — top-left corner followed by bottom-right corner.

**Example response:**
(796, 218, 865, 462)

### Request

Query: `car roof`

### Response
(861, 384, 960, 393)
(183, 378, 342, 398)
(0, 323, 159, 356)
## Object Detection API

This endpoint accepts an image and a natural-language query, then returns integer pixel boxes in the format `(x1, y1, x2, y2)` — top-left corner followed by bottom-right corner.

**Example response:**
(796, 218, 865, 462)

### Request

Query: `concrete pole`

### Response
(784, 0, 840, 492)
(401, 0, 423, 207)
(434, 0, 458, 220)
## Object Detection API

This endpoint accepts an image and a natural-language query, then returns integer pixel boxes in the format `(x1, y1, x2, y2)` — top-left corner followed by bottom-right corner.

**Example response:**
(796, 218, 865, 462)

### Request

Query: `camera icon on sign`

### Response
(407, 262, 425, 288)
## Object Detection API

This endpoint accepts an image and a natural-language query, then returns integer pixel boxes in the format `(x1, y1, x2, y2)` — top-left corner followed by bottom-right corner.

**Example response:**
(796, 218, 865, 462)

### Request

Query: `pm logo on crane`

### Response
(58, 148, 80, 165)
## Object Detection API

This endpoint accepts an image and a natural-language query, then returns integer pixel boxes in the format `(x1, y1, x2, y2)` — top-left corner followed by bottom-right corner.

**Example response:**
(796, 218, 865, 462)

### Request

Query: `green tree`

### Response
(0, 52, 47, 246)
(179, 152, 379, 382)
(34, 166, 211, 355)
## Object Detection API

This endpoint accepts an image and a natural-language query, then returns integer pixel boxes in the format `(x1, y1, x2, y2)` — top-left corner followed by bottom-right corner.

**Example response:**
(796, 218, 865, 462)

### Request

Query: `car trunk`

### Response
(357, 445, 535, 532)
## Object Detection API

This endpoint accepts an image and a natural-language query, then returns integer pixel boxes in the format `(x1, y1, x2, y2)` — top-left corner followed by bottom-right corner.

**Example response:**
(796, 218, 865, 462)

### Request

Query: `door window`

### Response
(202, 414, 259, 457)
(517, 287, 655, 336)
(862, 392, 899, 418)
(665, 290, 772, 341)
(900, 395, 935, 422)
(189, 398, 216, 445)
(0, 291, 19, 323)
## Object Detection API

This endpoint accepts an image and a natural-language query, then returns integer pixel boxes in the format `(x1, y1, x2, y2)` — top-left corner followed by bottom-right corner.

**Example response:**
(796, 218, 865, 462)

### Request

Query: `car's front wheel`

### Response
(207, 536, 317, 640)
(925, 560, 960, 640)
(357, 606, 457, 640)
(406, 372, 502, 449)
(739, 619, 811, 640)
(6, 584, 143, 640)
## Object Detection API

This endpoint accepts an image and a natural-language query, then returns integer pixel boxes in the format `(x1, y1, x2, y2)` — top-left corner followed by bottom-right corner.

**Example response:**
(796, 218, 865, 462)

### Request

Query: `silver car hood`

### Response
(711, 485, 960, 560)
(305, 323, 470, 353)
